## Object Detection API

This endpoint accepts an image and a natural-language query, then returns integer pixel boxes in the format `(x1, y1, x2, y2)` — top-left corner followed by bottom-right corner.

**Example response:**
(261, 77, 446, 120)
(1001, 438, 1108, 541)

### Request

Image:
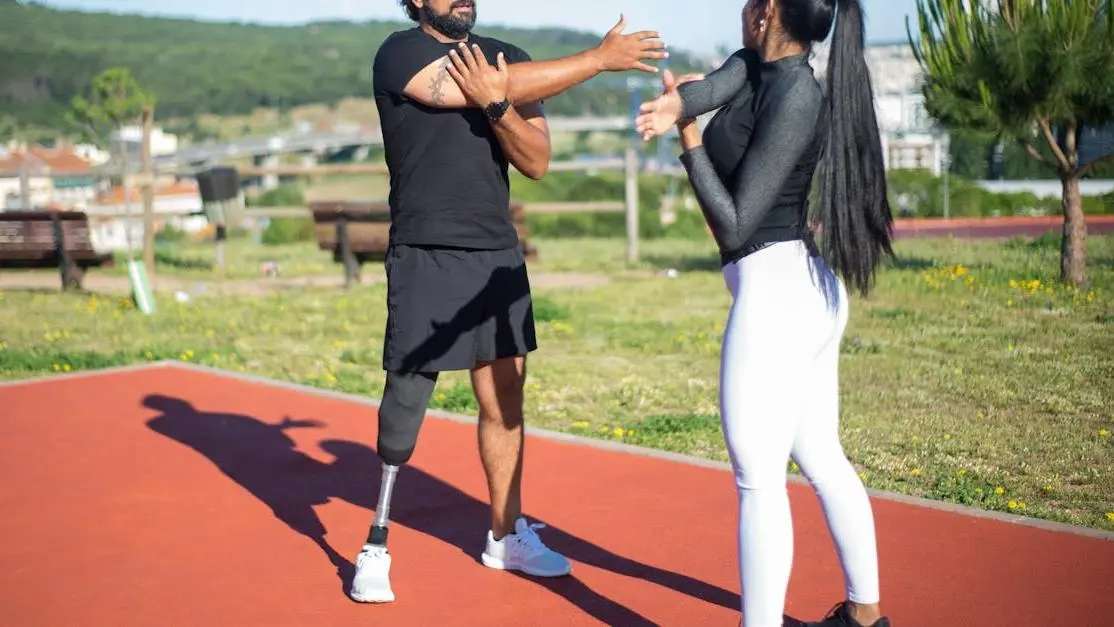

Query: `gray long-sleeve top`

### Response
(676, 51, 826, 265)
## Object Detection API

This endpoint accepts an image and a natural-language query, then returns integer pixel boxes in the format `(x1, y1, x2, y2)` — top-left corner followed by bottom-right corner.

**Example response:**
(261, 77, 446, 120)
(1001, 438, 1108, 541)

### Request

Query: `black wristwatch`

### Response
(484, 98, 511, 122)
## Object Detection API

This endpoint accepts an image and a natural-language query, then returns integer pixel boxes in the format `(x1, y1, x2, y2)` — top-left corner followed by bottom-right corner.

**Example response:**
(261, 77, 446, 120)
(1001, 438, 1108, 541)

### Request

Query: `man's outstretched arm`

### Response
(405, 15, 667, 108)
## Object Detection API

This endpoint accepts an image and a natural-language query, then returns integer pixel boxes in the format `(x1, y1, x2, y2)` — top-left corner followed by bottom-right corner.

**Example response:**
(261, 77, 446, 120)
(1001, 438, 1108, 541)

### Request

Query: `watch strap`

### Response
(485, 98, 510, 121)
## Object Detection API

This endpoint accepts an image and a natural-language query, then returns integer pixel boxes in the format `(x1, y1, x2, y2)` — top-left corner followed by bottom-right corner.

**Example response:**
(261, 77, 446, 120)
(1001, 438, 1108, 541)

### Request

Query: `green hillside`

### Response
(0, 0, 703, 135)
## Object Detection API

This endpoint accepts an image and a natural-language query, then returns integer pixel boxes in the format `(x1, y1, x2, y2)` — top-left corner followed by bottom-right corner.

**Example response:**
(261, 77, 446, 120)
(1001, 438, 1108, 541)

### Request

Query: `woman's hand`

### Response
(635, 70, 704, 142)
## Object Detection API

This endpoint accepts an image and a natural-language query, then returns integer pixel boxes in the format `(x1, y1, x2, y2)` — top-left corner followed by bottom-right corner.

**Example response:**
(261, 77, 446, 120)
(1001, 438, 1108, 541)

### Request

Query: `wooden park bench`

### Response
(0, 210, 115, 291)
(310, 201, 537, 288)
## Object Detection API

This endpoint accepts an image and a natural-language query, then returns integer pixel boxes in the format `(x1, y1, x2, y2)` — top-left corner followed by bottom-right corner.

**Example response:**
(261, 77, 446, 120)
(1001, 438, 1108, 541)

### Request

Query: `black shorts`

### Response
(382, 244, 537, 373)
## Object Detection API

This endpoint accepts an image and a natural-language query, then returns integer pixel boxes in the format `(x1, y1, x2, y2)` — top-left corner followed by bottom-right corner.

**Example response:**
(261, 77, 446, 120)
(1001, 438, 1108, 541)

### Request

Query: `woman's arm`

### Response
(635, 50, 755, 140)
(678, 77, 823, 254)
(676, 48, 757, 119)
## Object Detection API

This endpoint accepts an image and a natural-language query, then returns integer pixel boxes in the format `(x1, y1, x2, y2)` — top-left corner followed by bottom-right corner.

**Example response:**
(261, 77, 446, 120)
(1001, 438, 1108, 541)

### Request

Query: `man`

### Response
(348, 0, 669, 604)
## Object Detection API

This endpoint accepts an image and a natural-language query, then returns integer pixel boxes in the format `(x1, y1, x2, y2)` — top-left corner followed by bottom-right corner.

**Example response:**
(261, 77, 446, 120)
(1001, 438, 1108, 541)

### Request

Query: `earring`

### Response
(759, 20, 767, 35)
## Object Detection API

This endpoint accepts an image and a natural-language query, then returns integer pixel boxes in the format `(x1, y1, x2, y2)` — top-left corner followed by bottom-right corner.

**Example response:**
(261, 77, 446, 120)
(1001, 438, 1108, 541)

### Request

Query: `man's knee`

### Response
(472, 356, 526, 423)
(378, 371, 437, 466)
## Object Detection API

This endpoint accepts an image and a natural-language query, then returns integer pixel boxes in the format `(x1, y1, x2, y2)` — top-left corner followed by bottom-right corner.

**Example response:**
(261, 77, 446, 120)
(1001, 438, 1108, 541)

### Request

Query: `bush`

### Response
(261, 217, 315, 245)
(248, 184, 305, 208)
(885, 169, 1108, 218)
(156, 224, 189, 243)
(514, 170, 709, 240)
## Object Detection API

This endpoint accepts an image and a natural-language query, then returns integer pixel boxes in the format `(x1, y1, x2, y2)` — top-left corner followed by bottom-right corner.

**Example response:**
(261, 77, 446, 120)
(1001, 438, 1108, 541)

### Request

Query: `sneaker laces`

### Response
(820, 602, 863, 626)
(823, 602, 848, 620)
(512, 522, 552, 557)
(357, 544, 389, 565)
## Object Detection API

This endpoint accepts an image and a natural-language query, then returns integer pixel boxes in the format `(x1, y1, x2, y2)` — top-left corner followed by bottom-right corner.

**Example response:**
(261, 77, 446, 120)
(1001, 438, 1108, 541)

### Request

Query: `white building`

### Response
(809, 42, 949, 175)
(84, 180, 209, 252)
(71, 143, 111, 166)
(110, 125, 180, 157)
(0, 143, 100, 210)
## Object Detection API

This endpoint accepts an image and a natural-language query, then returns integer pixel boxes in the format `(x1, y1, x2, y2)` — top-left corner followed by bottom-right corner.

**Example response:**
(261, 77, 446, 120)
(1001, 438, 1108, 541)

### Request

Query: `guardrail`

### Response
(81, 200, 628, 220)
(249, 201, 627, 216)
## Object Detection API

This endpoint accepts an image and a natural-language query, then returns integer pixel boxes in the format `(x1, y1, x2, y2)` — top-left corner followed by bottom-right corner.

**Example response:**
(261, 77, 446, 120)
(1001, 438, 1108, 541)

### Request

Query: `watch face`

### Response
(486, 100, 508, 118)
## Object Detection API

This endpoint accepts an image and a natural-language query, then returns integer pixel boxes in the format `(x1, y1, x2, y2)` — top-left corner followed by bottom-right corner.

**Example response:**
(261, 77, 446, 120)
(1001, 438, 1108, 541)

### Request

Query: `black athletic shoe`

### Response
(804, 602, 891, 627)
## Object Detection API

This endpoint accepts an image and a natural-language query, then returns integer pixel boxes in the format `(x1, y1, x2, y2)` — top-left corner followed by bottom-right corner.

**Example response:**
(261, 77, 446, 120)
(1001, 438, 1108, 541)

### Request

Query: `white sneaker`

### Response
(349, 544, 395, 603)
(481, 517, 572, 577)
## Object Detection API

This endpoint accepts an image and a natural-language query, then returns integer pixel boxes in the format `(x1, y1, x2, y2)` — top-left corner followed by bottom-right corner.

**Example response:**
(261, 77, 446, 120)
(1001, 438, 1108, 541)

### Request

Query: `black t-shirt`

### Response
(372, 27, 533, 250)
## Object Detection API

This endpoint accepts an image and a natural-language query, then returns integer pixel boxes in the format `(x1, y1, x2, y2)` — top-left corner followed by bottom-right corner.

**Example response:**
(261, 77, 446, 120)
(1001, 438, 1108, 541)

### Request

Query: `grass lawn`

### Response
(1, 234, 1112, 531)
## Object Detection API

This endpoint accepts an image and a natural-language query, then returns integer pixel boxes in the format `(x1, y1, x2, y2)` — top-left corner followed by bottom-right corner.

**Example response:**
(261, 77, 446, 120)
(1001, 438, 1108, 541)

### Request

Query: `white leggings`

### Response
(720, 241, 880, 627)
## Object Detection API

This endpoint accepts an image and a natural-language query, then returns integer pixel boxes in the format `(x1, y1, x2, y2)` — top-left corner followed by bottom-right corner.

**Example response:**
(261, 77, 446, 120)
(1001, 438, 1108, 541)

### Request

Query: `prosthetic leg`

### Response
(349, 371, 437, 604)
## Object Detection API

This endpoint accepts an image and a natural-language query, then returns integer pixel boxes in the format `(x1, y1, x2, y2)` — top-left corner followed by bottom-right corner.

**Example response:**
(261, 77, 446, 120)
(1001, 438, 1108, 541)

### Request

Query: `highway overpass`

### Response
(152, 115, 645, 172)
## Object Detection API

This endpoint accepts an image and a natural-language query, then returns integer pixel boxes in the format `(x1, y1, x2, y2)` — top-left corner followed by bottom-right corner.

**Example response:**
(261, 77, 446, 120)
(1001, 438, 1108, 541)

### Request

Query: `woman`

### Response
(636, 1, 894, 627)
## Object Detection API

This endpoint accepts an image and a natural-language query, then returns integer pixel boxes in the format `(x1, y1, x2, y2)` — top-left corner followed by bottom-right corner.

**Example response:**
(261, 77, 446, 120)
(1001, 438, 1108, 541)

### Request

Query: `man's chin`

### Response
(427, 16, 475, 39)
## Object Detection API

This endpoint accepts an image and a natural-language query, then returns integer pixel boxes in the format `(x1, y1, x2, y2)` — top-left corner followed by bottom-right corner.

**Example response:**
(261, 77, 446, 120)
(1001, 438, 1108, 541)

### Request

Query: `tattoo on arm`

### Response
(429, 59, 451, 105)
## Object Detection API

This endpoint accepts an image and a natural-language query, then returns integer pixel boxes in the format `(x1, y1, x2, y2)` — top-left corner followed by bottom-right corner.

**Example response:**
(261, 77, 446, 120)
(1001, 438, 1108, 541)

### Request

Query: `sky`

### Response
(42, 0, 921, 56)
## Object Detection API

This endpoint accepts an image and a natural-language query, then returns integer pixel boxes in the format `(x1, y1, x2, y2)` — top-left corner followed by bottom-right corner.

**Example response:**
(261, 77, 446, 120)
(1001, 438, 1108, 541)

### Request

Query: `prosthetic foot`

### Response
(349, 463, 399, 603)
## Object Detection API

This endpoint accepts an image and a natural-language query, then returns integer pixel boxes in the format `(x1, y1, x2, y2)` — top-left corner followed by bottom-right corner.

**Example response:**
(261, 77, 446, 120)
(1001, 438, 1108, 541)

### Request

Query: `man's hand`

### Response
(446, 43, 509, 108)
(635, 71, 705, 141)
(591, 14, 669, 74)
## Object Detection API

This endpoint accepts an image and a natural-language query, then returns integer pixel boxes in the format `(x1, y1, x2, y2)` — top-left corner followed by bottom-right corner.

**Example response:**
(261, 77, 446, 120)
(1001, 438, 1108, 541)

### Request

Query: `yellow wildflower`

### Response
(994, 486, 1005, 495)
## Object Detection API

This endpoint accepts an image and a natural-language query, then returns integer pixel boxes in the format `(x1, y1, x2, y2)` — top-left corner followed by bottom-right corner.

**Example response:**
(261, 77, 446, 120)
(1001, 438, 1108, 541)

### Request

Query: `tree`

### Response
(68, 67, 154, 148)
(67, 67, 158, 275)
(909, 0, 1114, 286)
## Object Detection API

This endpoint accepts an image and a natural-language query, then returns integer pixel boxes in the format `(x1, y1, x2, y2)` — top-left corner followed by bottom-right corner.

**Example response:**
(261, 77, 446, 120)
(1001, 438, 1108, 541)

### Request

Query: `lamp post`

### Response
(933, 126, 952, 219)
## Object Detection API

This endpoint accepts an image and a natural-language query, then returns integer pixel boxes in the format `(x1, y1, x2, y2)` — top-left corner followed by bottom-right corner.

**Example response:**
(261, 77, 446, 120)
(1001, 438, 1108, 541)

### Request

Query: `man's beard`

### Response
(422, 1, 477, 39)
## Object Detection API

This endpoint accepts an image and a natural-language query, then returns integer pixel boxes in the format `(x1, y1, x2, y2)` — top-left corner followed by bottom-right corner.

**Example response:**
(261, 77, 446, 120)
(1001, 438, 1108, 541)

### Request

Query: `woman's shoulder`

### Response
(772, 67, 824, 106)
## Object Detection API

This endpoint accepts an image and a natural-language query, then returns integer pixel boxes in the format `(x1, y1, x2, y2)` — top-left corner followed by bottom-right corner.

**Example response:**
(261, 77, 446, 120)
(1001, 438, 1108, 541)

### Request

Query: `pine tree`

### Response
(909, 0, 1114, 285)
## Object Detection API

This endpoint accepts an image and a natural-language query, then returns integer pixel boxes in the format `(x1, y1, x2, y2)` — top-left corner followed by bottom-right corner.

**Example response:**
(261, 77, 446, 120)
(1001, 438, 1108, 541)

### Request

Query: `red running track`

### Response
(892, 214, 1114, 239)
(0, 363, 1112, 626)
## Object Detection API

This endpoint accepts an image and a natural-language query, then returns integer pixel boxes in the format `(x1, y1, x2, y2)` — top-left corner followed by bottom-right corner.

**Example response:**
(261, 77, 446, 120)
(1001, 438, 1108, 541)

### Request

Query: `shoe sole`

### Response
(350, 589, 395, 604)
(480, 552, 572, 578)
